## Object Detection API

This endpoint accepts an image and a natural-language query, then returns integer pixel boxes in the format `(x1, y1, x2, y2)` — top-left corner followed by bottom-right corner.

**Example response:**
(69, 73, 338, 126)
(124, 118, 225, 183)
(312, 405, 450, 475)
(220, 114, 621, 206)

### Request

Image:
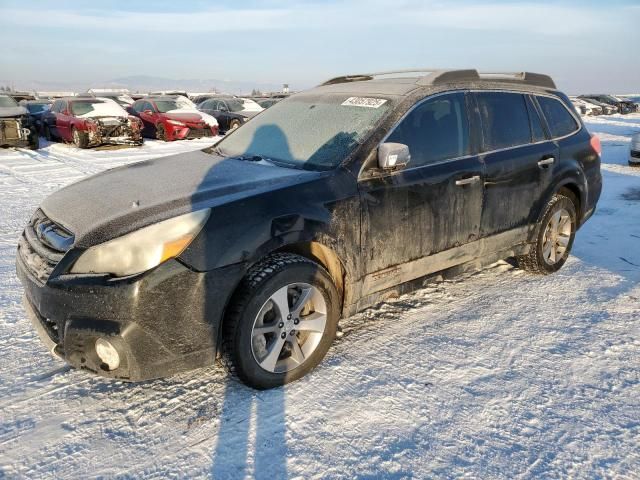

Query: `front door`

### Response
(359, 92, 484, 294)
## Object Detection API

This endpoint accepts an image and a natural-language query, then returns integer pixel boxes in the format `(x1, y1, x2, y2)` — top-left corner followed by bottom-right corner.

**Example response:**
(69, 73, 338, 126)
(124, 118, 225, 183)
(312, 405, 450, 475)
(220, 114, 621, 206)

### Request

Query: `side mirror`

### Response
(378, 142, 410, 169)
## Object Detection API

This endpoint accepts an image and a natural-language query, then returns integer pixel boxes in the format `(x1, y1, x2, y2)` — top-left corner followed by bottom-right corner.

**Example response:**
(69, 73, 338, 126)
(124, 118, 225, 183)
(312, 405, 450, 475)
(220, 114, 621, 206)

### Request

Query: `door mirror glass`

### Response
(378, 142, 410, 169)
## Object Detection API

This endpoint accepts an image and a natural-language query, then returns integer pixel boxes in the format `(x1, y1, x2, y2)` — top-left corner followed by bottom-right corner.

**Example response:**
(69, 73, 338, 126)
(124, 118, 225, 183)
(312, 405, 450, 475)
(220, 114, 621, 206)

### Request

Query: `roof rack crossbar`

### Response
(320, 68, 556, 89)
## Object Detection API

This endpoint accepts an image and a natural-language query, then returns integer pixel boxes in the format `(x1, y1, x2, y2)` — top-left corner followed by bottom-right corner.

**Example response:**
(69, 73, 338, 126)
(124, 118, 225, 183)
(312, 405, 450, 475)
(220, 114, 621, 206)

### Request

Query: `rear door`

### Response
(474, 91, 556, 240)
(359, 92, 484, 293)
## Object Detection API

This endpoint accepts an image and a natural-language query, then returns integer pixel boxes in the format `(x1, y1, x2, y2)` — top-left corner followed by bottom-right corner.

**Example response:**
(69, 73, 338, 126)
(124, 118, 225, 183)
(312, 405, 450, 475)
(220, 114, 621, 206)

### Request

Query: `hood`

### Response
(77, 100, 128, 119)
(40, 150, 323, 248)
(161, 111, 207, 123)
(0, 106, 28, 118)
(162, 109, 218, 127)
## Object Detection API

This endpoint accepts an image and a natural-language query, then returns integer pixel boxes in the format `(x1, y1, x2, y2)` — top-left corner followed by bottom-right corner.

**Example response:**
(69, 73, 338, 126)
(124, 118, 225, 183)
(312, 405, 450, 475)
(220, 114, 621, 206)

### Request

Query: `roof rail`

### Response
(320, 69, 556, 89)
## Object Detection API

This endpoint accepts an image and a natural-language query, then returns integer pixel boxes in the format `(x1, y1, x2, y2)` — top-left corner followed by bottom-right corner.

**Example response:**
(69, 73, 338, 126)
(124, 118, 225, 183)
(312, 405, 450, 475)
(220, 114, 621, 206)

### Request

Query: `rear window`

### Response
(476, 92, 531, 151)
(537, 96, 579, 138)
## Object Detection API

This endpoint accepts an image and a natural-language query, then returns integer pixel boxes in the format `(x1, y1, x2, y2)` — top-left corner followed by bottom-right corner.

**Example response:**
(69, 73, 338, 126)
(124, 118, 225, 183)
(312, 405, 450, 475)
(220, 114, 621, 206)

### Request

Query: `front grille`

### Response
(18, 210, 73, 284)
(186, 128, 213, 139)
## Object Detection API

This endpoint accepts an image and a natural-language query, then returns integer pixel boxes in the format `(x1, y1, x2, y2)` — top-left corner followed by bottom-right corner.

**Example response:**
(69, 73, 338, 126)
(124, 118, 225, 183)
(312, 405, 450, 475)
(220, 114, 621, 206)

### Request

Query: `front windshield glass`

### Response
(214, 93, 393, 170)
(70, 100, 102, 115)
(26, 103, 50, 113)
(155, 101, 180, 112)
(0, 96, 18, 108)
(226, 99, 245, 112)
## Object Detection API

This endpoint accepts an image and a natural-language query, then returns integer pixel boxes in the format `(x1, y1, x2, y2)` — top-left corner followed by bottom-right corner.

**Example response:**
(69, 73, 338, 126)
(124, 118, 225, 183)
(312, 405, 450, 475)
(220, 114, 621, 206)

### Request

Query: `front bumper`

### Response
(167, 124, 217, 141)
(0, 118, 34, 148)
(16, 249, 246, 381)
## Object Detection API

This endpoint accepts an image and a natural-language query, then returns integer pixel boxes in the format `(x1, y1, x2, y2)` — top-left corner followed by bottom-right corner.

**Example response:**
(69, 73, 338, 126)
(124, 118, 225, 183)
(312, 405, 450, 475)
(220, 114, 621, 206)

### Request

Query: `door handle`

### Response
(538, 156, 555, 168)
(455, 175, 481, 186)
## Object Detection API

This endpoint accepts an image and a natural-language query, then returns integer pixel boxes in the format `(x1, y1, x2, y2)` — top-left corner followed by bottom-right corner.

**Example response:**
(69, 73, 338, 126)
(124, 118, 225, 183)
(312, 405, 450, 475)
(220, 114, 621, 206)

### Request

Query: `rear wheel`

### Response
(229, 119, 241, 131)
(72, 127, 89, 148)
(222, 253, 339, 389)
(516, 193, 577, 274)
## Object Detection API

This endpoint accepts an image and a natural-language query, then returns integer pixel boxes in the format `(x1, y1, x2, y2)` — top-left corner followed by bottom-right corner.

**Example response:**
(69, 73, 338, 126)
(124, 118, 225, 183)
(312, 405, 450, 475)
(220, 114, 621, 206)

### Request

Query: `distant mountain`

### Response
(3, 75, 292, 95)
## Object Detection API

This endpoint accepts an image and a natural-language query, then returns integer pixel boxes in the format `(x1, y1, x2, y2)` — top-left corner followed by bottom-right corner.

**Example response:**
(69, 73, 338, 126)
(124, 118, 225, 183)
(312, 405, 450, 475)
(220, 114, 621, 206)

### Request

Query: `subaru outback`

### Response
(16, 69, 602, 389)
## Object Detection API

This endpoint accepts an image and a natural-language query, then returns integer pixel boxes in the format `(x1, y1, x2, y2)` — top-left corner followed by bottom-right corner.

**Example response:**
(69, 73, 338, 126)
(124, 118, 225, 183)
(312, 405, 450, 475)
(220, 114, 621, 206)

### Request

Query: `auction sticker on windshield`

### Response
(341, 97, 387, 108)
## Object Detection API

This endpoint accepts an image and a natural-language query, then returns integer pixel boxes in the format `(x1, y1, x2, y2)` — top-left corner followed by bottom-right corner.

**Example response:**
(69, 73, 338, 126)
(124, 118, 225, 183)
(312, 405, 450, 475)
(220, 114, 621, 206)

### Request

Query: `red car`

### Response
(42, 97, 143, 148)
(129, 96, 219, 141)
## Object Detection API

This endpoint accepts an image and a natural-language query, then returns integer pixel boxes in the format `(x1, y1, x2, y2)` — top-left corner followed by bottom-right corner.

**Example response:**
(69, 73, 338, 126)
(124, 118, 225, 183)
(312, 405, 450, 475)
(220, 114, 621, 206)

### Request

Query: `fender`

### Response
(526, 165, 586, 243)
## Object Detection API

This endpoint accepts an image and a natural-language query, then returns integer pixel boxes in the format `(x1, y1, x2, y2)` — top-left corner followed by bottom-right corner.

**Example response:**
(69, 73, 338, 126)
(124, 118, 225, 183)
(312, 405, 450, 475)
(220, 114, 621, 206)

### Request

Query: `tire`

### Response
(28, 129, 39, 150)
(72, 127, 89, 149)
(229, 119, 241, 131)
(156, 123, 167, 141)
(222, 253, 340, 389)
(629, 161, 640, 168)
(516, 193, 577, 274)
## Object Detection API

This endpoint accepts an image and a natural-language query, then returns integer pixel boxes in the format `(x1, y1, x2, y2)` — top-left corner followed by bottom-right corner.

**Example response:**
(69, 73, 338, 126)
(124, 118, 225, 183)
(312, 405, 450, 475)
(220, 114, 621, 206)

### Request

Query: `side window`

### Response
(50, 100, 60, 113)
(59, 101, 67, 114)
(133, 101, 144, 113)
(526, 96, 547, 142)
(386, 92, 470, 167)
(476, 92, 531, 150)
(537, 96, 579, 138)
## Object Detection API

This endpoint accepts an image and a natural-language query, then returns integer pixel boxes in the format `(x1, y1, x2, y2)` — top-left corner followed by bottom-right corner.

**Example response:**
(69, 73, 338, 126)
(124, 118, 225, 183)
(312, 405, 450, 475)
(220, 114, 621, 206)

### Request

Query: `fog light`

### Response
(95, 338, 120, 370)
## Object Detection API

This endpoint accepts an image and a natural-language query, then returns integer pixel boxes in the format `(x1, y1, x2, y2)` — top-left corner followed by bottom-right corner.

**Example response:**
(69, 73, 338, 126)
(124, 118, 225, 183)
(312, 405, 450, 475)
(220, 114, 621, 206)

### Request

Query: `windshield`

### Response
(155, 98, 194, 112)
(26, 103, 50, 113)
(226, 99, 246, 112)
(214, 94, 393, 170)
(0, 96, 18, 108)
(70, 100, 103, 115)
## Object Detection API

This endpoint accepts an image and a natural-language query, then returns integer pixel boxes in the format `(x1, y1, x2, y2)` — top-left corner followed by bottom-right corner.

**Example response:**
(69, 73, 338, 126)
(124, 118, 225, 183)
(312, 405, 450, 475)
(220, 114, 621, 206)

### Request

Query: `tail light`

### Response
(590, 134, 602, 156)
(211, 125, 219, 136)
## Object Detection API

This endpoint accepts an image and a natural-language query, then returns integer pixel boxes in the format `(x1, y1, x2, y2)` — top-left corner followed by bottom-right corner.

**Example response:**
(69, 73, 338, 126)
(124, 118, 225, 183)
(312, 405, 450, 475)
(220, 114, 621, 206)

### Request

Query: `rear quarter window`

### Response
(537, 96, 579, 138)
(476, 92, 531, 151)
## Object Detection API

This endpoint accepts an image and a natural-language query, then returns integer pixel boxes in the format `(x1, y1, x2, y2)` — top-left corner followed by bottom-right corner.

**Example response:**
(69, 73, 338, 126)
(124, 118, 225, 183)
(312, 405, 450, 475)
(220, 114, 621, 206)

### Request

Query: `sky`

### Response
(1, 0, 639, 94)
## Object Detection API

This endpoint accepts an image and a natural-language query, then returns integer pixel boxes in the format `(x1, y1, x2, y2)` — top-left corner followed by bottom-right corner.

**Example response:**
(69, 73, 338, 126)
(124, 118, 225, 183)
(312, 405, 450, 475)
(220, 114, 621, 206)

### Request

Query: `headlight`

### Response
(167, 119, 186, 126)
(70, 209, 210, 276)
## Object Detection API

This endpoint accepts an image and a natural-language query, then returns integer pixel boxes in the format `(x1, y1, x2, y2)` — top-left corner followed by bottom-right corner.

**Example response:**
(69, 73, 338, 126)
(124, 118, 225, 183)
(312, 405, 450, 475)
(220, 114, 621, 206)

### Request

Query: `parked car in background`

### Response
(16, 69, 602, 389)
(579, 94, 632, 114)
(150, 90, 189, 98)
(128, 96, 219, 141)
(578, 97, 617, 115)
(42, 97, 143, 148)
(191, 94, 219, 106)
(198, 96, 262, 132)
(254, 98, 281, 109)
(9, 92, 36, 103)
(569, 97, 601, 116)
(88, 91, 135, 107)
(612, 95, 639, 112)
(630, 133, 640, 167)
(19, 99, 52, 133)
(0, 94, 39, 149)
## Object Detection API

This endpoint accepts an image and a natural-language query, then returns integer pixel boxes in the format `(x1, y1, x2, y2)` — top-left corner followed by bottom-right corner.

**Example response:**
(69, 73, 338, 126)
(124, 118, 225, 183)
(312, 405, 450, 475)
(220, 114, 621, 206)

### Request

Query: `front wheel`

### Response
(155, 123, 167, 141)
(516, 193, 577, 274)
(72, 127, 89, 148)
(222, 253, 339, 389)
(228, 119, 241, 131)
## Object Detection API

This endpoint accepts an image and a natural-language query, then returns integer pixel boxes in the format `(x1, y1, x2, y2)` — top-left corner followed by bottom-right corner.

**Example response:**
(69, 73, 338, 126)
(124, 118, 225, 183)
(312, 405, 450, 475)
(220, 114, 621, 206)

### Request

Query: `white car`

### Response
(630, 132, 640, 166)
(570, 97, 601, 116)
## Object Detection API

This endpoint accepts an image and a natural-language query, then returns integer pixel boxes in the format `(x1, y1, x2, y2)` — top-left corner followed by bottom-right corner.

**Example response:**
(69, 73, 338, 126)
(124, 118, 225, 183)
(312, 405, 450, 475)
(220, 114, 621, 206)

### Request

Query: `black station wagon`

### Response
(16, 69, 602, 389)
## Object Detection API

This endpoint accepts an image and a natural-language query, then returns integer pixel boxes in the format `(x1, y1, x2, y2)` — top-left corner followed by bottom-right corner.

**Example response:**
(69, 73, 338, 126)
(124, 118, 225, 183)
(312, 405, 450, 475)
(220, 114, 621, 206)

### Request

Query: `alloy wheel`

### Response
(251, 283, 327, 373)
(542, 207, 572, 265)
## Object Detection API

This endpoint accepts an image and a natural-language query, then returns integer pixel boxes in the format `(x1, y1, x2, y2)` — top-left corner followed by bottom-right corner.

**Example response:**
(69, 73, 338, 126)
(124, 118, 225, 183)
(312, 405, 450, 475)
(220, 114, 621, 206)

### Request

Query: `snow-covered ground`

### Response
(0, 117, 639, 479)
